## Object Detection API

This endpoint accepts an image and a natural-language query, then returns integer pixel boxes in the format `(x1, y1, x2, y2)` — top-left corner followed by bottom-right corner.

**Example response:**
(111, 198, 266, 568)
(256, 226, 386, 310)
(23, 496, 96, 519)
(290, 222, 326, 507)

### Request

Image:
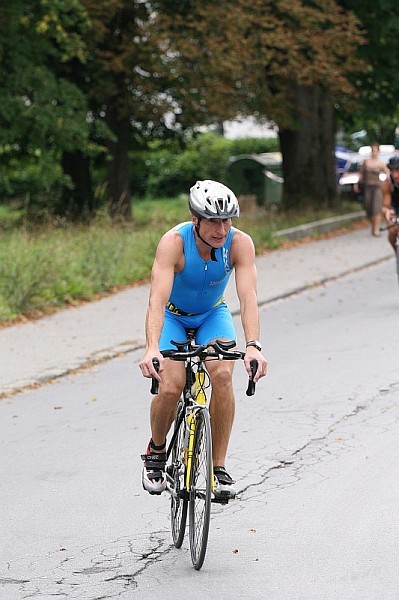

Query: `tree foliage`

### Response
(0, 1, 90, 153)
(337, 0, 399, 142)
(154, 0, 364, 208)
(0, 1, 94, 214)
(2, 0, 397, 217)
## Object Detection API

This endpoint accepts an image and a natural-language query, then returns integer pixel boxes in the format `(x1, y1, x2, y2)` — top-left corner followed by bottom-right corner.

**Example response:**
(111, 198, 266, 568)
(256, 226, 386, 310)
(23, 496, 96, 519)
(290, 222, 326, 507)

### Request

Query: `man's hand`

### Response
(244, 347, 268, 383)
(383, 207, 396, 222)
(139, 349, 164, 381)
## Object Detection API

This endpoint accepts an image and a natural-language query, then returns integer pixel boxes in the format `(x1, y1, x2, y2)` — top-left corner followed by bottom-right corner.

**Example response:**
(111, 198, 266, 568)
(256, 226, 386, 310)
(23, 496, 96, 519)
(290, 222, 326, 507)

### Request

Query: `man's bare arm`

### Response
(232, 231, 268, 381)
(139, 230, 182, 379)
(381, 179, 394, 221)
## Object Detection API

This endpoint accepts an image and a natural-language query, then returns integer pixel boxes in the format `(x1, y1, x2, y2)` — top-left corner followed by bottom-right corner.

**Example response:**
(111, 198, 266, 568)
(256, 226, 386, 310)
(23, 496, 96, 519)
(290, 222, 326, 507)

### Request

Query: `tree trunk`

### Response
(106, 108, 131, 220)
(61, 151, 94, 220)
(279, 84, 337, 211)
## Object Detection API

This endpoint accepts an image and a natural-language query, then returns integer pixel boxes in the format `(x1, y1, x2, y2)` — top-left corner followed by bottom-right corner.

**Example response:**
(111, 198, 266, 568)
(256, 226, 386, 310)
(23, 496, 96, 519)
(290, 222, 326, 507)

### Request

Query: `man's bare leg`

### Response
(206, 360, 235, 466)
(149, 359, 185, 448)
(142, 360, 185, 494)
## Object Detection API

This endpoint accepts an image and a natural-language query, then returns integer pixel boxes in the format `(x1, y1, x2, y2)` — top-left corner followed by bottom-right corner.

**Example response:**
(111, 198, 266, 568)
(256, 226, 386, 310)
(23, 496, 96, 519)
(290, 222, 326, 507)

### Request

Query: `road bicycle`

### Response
(381, 214, 399, 285)
(150, 331, 258, 570)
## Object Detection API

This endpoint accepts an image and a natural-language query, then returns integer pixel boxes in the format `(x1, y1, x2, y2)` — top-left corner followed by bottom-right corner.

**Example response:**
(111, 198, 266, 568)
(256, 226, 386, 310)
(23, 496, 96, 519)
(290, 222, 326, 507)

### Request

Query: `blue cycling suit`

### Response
(159, 222, 237, 350)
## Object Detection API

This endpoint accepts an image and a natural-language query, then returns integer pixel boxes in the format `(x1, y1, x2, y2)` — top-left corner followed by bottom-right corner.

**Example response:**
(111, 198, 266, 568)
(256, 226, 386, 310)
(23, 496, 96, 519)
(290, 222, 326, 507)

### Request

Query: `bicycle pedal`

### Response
(212, 497, 230, 505)
(213, 489, 236, 501)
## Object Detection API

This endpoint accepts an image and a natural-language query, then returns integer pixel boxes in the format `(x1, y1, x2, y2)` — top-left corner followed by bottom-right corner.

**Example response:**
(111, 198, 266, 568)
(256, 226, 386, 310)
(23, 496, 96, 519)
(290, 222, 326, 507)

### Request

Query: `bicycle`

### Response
(380, 214, 399, 285)
(150, 330, 258, 570)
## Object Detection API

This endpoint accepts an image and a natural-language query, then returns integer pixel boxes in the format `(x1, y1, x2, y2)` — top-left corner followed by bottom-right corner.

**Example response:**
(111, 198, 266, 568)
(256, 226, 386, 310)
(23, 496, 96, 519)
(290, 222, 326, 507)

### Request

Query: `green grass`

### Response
(0, 198, 361, 322)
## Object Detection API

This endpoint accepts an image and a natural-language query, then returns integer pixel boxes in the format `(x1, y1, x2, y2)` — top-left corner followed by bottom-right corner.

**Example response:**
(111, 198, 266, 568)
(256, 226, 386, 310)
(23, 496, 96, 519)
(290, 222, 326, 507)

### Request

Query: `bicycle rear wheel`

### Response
(169, 400, 188, 548)
(189, 408, 212, 570)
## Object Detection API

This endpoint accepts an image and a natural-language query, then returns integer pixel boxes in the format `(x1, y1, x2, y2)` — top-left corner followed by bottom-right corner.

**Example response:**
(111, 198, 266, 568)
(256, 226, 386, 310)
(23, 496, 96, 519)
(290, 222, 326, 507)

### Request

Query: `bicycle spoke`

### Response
(189, 409, 212, 570)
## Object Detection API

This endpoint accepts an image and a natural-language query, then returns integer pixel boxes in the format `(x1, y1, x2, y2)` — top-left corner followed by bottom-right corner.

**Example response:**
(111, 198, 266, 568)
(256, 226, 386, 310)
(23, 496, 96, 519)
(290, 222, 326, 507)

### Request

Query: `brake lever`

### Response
(150, 358, 160, 394)
(246, 359, 258, 396)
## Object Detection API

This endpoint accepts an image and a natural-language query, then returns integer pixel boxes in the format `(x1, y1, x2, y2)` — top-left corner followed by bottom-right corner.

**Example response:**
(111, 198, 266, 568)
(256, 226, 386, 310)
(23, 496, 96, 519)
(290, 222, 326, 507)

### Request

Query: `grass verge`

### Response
(0, 198, 362, 323)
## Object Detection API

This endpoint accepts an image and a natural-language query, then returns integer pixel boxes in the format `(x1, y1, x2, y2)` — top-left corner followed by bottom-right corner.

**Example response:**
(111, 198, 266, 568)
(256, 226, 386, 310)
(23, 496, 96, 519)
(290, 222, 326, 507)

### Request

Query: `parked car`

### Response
(335, 146, 353, 181)
(338, 145, 397, 200)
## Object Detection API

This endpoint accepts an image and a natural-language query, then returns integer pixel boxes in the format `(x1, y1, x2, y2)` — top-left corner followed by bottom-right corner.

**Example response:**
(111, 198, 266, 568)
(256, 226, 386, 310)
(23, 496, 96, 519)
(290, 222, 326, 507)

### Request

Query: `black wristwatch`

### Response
(246, 340, 262, 351)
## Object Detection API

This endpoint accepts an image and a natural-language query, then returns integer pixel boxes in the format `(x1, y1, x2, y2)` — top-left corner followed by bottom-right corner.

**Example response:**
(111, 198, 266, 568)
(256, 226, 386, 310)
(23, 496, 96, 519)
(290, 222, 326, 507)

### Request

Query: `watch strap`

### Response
(246, 340, 262, 351)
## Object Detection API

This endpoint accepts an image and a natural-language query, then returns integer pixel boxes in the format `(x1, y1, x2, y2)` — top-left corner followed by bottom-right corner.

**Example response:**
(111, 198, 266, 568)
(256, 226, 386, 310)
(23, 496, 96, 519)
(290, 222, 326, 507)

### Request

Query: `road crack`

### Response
(237, 382, 399, 501)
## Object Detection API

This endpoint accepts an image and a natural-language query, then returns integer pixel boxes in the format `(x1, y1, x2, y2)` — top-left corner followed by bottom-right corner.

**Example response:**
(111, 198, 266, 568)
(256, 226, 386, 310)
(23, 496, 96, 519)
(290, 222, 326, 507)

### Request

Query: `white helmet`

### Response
(189, 180, 240, 219)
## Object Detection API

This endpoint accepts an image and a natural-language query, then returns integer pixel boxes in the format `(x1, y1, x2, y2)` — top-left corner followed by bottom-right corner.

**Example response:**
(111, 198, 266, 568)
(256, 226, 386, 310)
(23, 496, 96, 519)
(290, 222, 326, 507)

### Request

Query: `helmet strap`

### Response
(195, 220, 218, 261)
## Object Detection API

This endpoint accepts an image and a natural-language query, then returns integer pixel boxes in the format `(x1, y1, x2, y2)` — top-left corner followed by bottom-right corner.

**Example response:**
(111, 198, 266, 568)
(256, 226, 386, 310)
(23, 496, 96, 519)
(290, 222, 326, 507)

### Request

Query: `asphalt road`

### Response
(0, 221, 392, 398)
(1, 256, 398, 599)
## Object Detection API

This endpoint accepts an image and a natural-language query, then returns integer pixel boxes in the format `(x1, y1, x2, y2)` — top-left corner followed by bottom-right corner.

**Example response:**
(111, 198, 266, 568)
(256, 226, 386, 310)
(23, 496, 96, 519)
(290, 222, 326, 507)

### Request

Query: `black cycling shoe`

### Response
(141, 440, 167, 495)
(213, 466, 236, 501)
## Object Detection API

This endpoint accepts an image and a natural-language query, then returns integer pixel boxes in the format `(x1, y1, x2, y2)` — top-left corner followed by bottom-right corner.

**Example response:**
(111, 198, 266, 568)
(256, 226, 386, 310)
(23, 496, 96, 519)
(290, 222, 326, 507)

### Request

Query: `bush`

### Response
(0, 131, 280, 217)
(0, 149, 67, 209)
(130, 133, 279, 198)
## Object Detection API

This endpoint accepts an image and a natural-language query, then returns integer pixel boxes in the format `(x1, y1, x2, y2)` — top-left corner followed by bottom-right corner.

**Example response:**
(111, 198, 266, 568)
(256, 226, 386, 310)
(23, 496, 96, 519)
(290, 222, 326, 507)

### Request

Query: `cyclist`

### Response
(382, 155, 399, 252)
(139, 180, 268, 498)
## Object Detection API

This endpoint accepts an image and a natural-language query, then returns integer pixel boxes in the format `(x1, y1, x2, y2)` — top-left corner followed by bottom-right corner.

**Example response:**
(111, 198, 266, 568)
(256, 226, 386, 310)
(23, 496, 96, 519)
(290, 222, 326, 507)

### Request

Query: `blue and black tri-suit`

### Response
(159, 222, 236, 350)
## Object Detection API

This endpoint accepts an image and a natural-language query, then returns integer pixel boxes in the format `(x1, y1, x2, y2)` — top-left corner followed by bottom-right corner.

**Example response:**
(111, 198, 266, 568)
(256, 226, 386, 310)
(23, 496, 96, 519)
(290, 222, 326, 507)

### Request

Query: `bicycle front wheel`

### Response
(396, 236, 399, 286)
(189, 408, 212, 570)
(169, 400, 188, 548)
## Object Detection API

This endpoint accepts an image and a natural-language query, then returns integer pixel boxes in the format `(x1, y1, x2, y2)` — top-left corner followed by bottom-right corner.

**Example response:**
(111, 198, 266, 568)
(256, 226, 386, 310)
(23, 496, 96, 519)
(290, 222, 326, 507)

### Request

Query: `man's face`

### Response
(193, 216, 232, 247)
(390, 168, 399, 185)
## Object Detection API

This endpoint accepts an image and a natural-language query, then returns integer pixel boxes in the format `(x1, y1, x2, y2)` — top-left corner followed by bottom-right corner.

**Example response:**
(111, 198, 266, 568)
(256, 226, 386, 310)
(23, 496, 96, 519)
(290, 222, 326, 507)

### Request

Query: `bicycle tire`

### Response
(189, 408, 212, 570)
(169, 400, 188, 548)
(396, 235, 399, 286)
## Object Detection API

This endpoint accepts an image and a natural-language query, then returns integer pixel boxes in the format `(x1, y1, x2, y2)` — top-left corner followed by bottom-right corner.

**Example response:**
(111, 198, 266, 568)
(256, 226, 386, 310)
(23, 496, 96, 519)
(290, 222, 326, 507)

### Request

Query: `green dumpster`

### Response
(227, 152, 283, 207)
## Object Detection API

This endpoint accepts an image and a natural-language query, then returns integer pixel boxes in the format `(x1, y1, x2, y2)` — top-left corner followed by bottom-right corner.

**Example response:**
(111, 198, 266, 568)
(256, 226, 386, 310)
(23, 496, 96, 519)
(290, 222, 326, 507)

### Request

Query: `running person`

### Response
(382, 155, 399, 252)
(139, 180, 268, 497)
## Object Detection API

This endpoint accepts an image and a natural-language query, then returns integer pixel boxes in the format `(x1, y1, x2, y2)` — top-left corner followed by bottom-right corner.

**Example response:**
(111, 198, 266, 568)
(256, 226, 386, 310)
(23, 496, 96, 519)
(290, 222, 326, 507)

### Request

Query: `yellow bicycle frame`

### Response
(185, 368, 214, 491)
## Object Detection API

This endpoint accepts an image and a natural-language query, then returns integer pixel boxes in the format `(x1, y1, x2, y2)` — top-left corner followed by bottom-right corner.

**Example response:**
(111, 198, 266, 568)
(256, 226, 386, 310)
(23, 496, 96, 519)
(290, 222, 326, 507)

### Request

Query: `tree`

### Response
(337, 0, 399, 143)
(0, 0, 368, 217)
(154, 0, 364, 209)
(0, 1, 93, 214)
(152, 2, 249, 136)
(236, 0, 365, 209)
(79, 0, 174, 219)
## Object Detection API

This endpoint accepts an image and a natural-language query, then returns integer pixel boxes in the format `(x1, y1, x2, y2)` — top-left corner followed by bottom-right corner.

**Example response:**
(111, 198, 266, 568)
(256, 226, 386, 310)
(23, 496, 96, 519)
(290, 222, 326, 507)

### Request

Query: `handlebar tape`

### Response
(150, 358, 160, 395)
(246, 359, 258, 397)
